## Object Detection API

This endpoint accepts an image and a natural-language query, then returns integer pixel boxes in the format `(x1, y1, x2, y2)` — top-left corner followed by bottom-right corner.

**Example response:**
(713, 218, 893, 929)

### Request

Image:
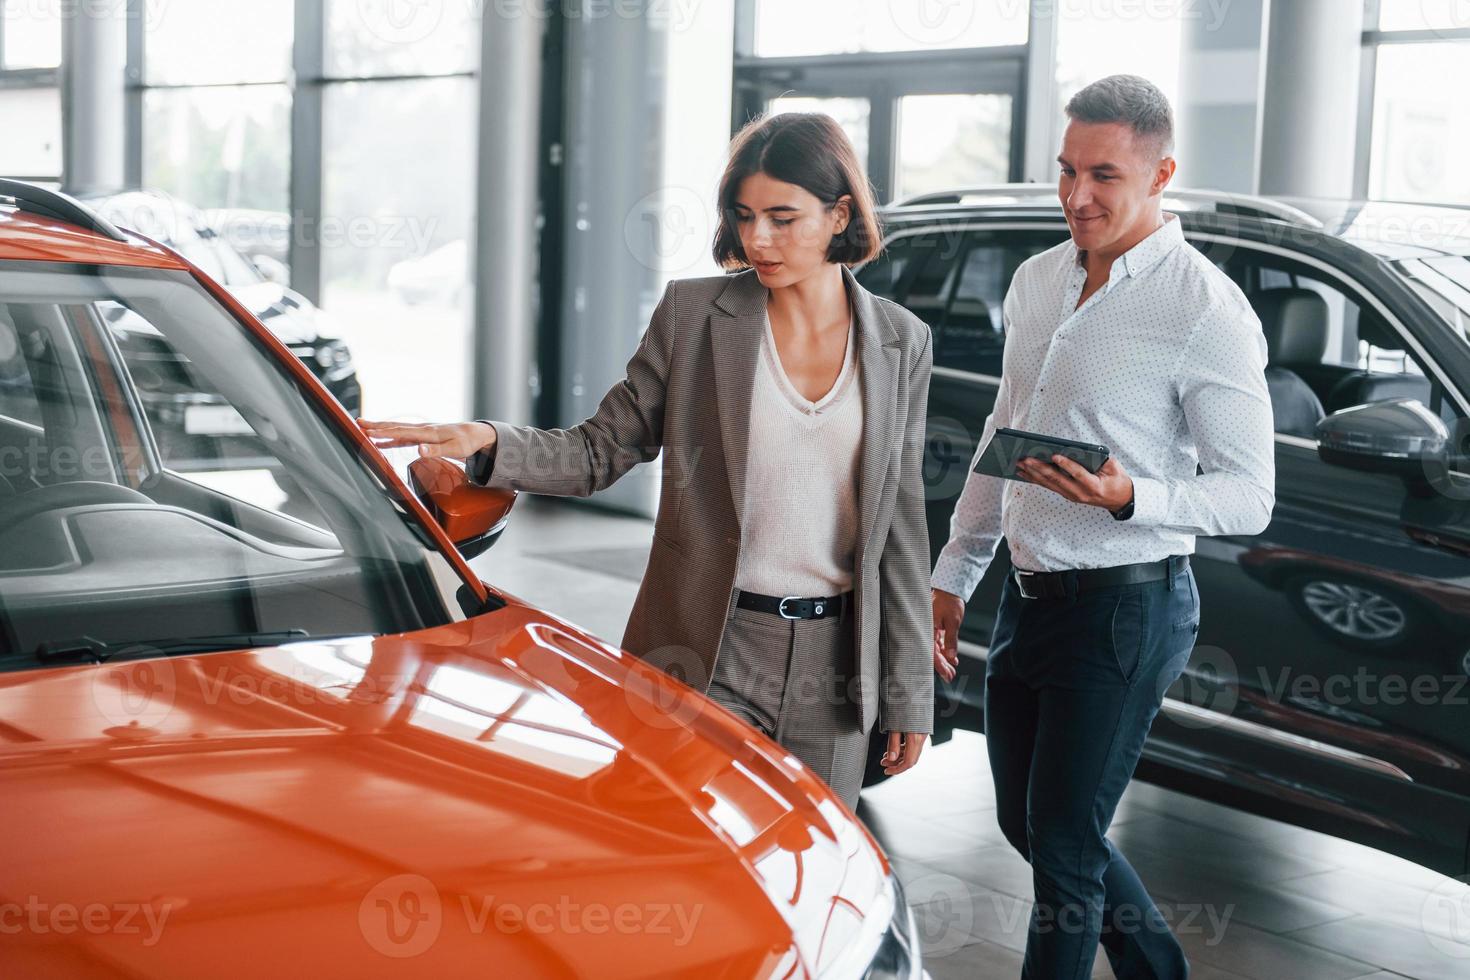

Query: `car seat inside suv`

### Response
(1324, 308, 1434, 414)
(938, 294, 1003, 376)
(1250, 287, 1328, 438)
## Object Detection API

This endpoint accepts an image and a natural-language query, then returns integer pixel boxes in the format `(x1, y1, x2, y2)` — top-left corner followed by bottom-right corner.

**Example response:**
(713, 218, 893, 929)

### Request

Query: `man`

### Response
(930, 75, 1275, 979)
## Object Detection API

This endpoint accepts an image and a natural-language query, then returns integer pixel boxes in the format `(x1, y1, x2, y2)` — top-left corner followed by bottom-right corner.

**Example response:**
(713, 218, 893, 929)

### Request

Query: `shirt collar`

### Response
(1070, 211, 1184, 280)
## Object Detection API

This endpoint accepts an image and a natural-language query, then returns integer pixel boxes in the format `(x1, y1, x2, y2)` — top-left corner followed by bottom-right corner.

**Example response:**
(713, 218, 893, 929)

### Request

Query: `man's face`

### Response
(1057, 120, 1171, 257)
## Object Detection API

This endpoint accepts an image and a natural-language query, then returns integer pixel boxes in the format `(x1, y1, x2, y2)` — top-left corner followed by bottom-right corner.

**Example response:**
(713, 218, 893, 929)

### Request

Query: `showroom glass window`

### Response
(751, 0, 1027, 56)
(319, 0, 478, 423)
(1053, 5, 1185, 152)
(738, 0, 1027, 202)
(139, 1, 293, 216)
(1363, 3, 1470, 206)
(0, 0, 63, 182)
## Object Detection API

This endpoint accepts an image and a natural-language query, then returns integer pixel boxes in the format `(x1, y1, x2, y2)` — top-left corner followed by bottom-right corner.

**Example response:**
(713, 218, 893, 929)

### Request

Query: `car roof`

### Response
(879, 185, 1470, 260)
(80, 188, 205, 246)
(0, 184, 189, 270)
(1312, 201, 1470, 259)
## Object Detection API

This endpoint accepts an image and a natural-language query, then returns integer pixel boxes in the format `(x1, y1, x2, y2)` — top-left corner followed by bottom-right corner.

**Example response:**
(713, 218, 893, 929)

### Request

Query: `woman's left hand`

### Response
(881, 731, 927, 776)
(358, 419, 496, 459)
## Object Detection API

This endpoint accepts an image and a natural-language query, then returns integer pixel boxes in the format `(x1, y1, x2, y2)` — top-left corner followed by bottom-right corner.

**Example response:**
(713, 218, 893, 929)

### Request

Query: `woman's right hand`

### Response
(358, 419, 497, 460)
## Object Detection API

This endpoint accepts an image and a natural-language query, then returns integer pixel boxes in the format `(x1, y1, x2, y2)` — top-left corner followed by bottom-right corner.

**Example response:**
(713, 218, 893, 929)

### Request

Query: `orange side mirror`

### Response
(407, 457, 516, 559)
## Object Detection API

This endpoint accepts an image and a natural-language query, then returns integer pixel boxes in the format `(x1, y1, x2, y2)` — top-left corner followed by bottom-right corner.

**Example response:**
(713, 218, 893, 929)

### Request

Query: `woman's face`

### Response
(732, 172, 849, 289)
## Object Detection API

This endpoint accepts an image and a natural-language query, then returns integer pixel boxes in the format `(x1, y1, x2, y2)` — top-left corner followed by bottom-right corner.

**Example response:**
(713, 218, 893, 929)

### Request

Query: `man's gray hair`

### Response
(1064, 74, 1175, 159)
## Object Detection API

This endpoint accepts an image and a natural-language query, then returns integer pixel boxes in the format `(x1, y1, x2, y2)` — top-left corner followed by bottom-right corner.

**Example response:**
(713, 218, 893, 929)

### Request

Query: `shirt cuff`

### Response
(930, 553, 981, 603)
(1128, 476, 1168, 527)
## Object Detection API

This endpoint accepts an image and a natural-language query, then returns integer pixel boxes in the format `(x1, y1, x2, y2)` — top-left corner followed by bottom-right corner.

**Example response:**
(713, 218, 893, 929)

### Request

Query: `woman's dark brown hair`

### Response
(712, 112, 882, 269)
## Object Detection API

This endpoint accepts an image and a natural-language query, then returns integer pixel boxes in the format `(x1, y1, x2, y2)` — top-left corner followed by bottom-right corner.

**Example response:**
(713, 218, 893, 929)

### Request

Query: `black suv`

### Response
(858, 186, 1470, 879)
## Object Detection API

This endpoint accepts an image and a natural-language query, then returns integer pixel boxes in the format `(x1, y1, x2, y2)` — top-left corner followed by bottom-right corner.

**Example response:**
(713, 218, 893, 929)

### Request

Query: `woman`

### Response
(361, 113, 934, 809)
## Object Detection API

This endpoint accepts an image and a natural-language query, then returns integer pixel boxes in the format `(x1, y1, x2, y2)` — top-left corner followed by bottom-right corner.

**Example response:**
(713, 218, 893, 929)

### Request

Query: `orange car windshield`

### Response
(0, 261, 459, 670)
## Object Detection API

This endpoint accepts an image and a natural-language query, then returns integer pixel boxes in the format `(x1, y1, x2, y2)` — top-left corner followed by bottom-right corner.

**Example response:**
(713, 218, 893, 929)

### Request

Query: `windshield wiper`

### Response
(33, 630, 369, 666)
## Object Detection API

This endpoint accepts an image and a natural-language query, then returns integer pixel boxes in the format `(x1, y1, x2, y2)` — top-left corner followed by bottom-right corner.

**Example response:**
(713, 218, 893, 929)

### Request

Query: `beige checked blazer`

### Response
(471, 266, 935, 734)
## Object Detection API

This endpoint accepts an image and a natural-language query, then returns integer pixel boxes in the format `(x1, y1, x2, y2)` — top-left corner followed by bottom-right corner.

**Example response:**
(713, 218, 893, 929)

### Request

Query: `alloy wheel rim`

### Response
(1299, 580, 1406, 641)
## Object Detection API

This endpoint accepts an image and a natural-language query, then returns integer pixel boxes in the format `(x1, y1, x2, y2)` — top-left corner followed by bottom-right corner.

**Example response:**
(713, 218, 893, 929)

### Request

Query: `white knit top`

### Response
(733, 308, 863, 597)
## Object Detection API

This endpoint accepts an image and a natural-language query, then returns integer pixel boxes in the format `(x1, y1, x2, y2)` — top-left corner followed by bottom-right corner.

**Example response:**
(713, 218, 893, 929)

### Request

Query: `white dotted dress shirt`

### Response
(931, 213, 1276, 601)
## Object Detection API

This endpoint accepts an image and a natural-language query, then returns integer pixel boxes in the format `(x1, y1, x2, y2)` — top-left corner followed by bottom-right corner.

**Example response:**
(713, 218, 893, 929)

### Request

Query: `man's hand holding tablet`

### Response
(975, 426, 1137, 518)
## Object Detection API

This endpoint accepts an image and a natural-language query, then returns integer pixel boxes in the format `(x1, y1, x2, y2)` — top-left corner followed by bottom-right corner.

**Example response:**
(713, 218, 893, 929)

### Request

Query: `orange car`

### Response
(0, 181, 925, 978)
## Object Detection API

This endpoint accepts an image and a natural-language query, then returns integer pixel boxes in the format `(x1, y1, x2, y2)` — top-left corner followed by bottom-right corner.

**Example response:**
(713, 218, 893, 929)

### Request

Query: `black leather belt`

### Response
(736, 589, 851, 620)
(1013, 555, 1189, 600)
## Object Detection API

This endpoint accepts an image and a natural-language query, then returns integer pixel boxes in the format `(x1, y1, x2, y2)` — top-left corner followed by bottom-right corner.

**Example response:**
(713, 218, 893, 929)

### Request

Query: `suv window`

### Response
(1227, 250, 1465, 435)
(856, 227, 965, 326)
(858, 227, 1064, 375)
(940, 231, 1064, 375)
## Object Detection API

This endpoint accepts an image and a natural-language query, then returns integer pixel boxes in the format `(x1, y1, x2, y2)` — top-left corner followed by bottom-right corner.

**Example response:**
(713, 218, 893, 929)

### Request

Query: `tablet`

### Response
(973, 426, 1111, 481)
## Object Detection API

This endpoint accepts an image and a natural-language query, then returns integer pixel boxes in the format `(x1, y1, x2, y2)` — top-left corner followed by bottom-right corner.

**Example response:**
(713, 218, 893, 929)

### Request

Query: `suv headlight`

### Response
(864, 874, 924, 980)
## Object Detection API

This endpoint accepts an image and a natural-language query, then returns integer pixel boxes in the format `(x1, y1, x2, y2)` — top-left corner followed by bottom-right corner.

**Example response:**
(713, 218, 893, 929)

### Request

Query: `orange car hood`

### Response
(0, 594, 893, 979)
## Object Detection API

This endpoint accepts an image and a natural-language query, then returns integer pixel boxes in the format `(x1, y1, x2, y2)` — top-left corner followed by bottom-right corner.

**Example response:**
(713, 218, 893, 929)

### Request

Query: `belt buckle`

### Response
(1014, 571, 1038, 600)
(778, 596, 803, 620)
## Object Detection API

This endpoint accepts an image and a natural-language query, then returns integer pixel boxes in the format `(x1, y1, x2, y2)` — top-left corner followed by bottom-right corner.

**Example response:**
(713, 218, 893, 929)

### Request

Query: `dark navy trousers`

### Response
(984, 560, 1200, 979)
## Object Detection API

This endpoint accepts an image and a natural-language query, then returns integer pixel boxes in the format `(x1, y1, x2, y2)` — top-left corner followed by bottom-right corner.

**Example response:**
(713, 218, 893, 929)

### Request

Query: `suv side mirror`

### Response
(407, 457, 516, 559)
(252, 254, 291, 287)
(1316, 398, 1449, 478)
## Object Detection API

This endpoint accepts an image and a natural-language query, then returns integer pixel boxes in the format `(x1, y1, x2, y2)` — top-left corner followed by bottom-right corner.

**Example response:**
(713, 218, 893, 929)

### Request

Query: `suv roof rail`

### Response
(0, 177, 129, 242)
(890, 183, 1324, 228)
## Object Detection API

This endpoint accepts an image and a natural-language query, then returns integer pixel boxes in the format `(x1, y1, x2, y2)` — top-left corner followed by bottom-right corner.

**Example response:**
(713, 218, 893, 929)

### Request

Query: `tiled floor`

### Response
(475, 497, 1470, 980)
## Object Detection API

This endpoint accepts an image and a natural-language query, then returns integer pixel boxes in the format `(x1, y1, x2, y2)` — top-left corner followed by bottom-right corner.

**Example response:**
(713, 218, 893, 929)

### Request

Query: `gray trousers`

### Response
(705, 590, 868, 809)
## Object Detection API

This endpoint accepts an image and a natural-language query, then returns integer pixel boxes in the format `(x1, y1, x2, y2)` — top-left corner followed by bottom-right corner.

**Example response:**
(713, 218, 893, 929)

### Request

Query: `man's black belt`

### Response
(735, 589, 851, 620)
(1013, 555, 1189, 600)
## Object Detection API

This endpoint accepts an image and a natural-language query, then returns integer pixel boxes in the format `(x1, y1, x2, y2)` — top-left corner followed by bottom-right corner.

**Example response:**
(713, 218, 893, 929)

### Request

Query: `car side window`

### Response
(858, 226, 1068, 376)
(932, 231, 1068, 376)
(855, 228, 966, 326)
(1226, 250, 1464, 435)
(937, 238, 1006, 376)
(937, 232, 1064, 375)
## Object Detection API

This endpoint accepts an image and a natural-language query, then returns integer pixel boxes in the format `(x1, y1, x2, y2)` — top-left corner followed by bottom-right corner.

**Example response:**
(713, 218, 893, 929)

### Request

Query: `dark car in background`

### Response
(82, 191, 361, 474)
(859, 185, 1470, 879)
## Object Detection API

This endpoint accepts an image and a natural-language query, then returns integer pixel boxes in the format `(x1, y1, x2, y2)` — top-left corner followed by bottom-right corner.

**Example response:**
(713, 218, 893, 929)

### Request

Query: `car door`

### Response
(1149, 234, 1470, 876)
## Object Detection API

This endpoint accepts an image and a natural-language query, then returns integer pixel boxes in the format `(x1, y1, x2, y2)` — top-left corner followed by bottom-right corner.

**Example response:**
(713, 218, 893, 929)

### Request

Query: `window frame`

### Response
(1355, 0, 1470, 202)
(0, 13, 62, 183)
(1211, 237, 1468, 435)
(732, 0, 1030, 203)
(123, 1, 480, 306)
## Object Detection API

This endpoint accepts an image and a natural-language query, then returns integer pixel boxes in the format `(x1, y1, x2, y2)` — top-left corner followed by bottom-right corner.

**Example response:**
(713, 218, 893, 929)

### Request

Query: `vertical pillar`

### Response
(557, 4, 733, 517)
(1021, 0, 1058, 183)
(1176, 0, 1267, 193)
(472, 8, 545, 430)
(61, 2, 126, 194)
(288, 1, 324, 305)
(1258, 0, 1365, 198)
